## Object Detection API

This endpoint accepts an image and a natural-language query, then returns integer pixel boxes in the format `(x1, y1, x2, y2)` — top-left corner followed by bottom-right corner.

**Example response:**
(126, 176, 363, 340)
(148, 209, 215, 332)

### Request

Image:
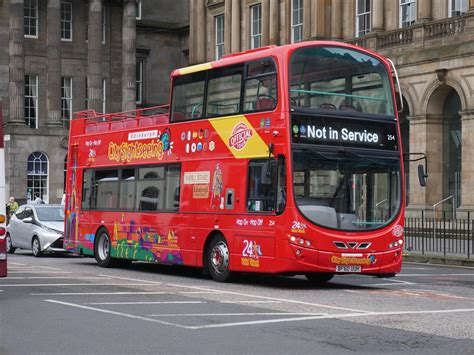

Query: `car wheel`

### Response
(94, 228, 118, 268)
(305, 273, 334, 284)
(32, 237, 43, 257)
(6, 234, 16, 254)
(207, 234, 236, 282)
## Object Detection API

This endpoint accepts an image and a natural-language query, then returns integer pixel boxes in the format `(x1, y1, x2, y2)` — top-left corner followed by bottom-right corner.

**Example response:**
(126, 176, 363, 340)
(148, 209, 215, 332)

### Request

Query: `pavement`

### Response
(403, 251, 474, 268)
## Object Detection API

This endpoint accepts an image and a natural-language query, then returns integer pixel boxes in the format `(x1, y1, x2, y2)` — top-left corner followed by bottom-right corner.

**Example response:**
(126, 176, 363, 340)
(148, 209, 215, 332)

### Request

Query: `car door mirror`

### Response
(23, 217, 33, 223)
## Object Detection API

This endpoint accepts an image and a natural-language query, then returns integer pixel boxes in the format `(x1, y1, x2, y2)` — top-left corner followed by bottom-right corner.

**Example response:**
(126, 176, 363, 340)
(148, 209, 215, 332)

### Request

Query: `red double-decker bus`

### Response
(65, 41, 405, 283)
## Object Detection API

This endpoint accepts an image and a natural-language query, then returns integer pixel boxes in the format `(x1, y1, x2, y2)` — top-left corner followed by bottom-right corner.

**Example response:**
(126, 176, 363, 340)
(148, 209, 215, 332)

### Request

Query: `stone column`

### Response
(310, 0, 326, 39)
(46, 0, 62, 126)
(231, 0, 241, 52)
(189, 0, 196, 63)
(195, 0, 206, 63)
(372, 0, 384, 32)
(417, 0, 432, 22)
(470, 0, 474, 12)
(459, 110, 474, 209)
(331, 0, 342, 40)
(262, 0, 270, 46)
(122, 0, 136, 111)
(87, 0, 103, 113)
(408, 114, 443, 211)
(224, 0, 232, 54)
(269, 0, 279, 45)
(303, 0, 311, 41)
(9, 0, 25, 125)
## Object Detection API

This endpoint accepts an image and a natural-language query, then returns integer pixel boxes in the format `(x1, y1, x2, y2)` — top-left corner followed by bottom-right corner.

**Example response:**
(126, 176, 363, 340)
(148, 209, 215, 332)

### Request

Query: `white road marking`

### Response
(149, 312, 326, 317)
(97, 274, 163, 285)
(7, 262, 26, 266)
(86, 301, 205, 305)
(44, 299, 188, 329)
(8, 271, 72, 274)
(187, 308, 474, 330)
(370, 279, 415, 286)
(397, 273, 474, 277)
(6, 276, 112, 280)
(0, 282, 159, 287)
(165, 283, 371, 313)
(404, 262, 474, 270)
(219, 300, 281, 304)
(32, 291, 169, 296)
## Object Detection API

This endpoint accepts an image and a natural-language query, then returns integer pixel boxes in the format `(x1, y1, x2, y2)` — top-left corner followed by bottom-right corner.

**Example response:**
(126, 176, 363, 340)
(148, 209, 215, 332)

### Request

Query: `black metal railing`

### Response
(405, 211, 473, 259)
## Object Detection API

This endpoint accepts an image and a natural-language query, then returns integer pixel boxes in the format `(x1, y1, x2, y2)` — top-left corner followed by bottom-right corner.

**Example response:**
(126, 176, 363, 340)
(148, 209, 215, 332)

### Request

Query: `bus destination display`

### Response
(291, 115, 398, 151)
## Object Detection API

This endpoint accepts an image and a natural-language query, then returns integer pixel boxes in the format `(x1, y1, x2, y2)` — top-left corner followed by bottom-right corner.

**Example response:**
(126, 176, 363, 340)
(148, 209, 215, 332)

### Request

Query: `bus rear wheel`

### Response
(305, 273, 334, 284)
(207, 234, 235, 282)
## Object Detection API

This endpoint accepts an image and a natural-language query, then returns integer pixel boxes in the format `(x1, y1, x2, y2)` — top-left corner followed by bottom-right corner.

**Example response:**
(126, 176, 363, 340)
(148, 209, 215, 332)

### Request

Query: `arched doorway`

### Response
(443, 89, 462, 209)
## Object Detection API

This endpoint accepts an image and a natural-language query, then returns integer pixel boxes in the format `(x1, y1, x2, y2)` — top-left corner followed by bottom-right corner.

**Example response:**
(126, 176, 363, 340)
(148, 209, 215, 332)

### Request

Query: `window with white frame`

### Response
(102, 6, 106, 44)
(25, 75, 38, 128)
(61, 1, 73, 40)
(215, 14, 224, 60)
(356, 0, 371, 37)
(102, 78, 106, 113)
(449, 0, 468, 16)
(61, 77, 73, 127)
(27, 152, 48, 202)
(291, 0, 304, 43)
(136, 61, 143, 105)
(250, 4, 262, 49)
(400, 0, 416, 28)
(136, 0, 142, 20)
(24, 0, 38, 37)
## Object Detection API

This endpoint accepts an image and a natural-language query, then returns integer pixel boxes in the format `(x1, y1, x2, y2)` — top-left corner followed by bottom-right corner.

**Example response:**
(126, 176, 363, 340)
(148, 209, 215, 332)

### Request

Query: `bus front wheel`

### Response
(207, 234, 235, 283)
(305, 273, 334, 284)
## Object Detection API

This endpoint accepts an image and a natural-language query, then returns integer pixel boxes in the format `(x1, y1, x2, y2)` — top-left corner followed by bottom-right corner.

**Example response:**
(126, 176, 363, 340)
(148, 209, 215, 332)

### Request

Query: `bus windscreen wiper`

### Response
(338, 149, 391, 166)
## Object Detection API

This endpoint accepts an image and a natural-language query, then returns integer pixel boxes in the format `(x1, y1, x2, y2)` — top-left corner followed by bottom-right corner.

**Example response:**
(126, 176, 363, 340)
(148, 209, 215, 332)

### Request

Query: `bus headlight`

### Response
(288, 235, 314, 249)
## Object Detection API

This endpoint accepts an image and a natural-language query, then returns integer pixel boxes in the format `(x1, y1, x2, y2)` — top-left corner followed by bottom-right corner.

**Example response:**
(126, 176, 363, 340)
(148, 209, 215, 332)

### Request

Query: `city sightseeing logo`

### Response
(229, 122, 253, 150)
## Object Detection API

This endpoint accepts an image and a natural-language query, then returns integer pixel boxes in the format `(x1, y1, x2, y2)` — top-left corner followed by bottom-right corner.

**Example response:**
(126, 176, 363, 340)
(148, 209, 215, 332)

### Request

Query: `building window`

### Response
(291, 0, 304, 43)
(25, 75, 38, 129)
(136, 61, 143, 105)
(61, 1, 73, 40)
(400, 0, 416, 28)
(61, 77, 73, 127)
(449, 0, 468, 16)
(356, 0, 371, 37)
(102, 6, 106, 44)
(136, 0, 142, 20)
(250, 4, 262, 49)
(24, 0, 38, 38)
(27, 152, 48, 202)
(102, 78, 106, 113)
(215, 14, 224, 60)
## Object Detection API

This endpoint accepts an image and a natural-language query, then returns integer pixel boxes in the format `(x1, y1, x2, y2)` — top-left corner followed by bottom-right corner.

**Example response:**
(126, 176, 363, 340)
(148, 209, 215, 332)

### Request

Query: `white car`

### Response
(6, 204, 65, 257)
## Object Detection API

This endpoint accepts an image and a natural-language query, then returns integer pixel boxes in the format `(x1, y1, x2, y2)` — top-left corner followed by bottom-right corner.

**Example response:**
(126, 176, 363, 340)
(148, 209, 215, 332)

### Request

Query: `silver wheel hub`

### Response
(32, 239, 40, 255)
(6, 236, 12, 251)
(98, 233, 110, 261)
(210, 241, 229, 274)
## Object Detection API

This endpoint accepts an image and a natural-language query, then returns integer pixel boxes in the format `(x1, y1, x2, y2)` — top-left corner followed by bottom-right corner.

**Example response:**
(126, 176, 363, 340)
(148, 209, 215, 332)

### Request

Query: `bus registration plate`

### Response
(336, 265, 361, 273)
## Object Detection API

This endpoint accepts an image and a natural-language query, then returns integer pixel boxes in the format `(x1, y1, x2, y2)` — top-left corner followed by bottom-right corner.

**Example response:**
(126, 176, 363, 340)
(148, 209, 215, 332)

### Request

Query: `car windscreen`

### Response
(35, 206, 65, 222)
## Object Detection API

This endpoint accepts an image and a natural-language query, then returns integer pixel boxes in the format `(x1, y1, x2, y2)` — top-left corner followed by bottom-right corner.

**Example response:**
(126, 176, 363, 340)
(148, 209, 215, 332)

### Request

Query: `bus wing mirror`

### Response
(417, 164, 427, 187)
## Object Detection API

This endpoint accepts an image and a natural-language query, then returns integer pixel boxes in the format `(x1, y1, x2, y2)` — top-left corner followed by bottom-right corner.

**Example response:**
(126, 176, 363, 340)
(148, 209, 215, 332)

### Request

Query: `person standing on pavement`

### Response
(6, 197, 19, 224)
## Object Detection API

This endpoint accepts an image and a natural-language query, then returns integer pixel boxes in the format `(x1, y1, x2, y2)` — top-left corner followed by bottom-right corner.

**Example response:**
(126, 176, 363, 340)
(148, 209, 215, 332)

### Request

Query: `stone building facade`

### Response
(189, 0, 474, 215)
(0, 0, 189, 204)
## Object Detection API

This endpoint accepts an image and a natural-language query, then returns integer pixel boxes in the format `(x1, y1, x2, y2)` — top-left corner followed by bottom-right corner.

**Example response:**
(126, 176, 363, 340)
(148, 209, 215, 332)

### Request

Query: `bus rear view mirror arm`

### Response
(403, 152, 428, 187)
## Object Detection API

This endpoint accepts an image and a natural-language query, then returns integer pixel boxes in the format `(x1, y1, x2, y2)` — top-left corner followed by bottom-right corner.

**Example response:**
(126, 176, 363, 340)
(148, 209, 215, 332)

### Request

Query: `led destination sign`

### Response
(292, 115, 398, 151)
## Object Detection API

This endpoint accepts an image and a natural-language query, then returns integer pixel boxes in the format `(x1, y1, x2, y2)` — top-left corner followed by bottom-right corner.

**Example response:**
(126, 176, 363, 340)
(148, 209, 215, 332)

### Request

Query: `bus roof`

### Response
(171, 40, 389, 77)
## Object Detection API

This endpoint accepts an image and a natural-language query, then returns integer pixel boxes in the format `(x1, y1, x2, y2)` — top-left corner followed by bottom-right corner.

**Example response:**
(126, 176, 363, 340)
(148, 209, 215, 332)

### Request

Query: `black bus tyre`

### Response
(305, 272, 334, 284)
(94, 228, 117, 268)
(32, 236, 43, 257)
(6, 234, 16, 254)
(207, 234, 235, 283)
